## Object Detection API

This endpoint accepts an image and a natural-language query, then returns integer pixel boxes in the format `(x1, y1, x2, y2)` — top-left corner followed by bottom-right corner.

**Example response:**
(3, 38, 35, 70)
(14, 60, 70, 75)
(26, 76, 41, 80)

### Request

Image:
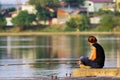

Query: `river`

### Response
(0, 34, 120, 78)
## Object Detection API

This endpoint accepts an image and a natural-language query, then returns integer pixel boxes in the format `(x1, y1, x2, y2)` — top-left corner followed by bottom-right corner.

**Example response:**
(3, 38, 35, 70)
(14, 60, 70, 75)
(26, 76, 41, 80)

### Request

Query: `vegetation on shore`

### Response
(0, 0, 120, 32)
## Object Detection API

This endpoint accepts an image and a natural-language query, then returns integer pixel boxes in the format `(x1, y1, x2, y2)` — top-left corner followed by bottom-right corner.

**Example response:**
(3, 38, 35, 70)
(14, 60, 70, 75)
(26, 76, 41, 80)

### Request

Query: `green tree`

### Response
(66, 15, 90, 31)
(66, 18, 77, 29)
(12, 11, 36, 28)
(63, 0, 85, 7)
(36, 6, 54, 24)
(113, 15, 120, 26)
(0, 13, 7, 28)
(29, 0, 58, 25)
(96, 13, 120, 31)
(29, 0, 60, 8)
(9, 7, 16, 12)
(81, 14, 90, 30)
(99, 14, 115, 31)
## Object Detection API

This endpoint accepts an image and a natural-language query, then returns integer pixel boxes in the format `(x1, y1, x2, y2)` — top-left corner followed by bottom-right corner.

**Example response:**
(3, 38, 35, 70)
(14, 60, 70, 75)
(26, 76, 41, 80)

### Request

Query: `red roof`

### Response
(89, 0, 113, 3)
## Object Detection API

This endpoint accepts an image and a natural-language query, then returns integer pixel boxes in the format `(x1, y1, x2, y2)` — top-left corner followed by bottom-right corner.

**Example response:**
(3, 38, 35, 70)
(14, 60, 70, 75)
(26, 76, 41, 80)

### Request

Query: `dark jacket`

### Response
(93, 43, 105, 68)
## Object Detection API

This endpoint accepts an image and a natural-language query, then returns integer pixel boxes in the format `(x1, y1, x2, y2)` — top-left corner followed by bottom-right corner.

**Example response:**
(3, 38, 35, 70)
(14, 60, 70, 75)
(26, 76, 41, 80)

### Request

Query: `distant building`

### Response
(57, 8, 70, 24)
(6, 17, 13, 26)
(84, 0, 113, 13)
(21, 2, 37, 14)
(90, 16, 101, 24)
(116, 0, 120, 12)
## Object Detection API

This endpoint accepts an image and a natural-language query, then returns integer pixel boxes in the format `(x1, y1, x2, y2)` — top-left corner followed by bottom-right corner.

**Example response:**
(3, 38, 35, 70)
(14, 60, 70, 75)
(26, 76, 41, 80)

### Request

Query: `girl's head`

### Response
(88, 36, 97, 43)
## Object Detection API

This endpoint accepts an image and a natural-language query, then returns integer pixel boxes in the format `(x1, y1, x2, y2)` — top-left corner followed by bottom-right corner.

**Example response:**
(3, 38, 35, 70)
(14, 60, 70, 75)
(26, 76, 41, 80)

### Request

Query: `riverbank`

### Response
(0, 32, 120, 36)
(1, 76, 120, 80)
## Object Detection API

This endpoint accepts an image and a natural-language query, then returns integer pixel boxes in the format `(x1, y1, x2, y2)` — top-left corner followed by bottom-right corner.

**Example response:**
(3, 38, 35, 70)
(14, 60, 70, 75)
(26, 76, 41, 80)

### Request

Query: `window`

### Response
(89, 3, 91, 6)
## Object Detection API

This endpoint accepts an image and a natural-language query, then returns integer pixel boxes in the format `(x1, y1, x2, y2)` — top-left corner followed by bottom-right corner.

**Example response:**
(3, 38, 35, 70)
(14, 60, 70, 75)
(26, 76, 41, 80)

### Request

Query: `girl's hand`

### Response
(77, 61, 81, 65)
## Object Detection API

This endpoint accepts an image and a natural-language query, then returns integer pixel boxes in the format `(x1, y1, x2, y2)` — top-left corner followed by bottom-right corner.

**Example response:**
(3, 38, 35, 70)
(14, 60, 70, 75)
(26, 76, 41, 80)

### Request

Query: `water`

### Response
(0, 34, 120, 78)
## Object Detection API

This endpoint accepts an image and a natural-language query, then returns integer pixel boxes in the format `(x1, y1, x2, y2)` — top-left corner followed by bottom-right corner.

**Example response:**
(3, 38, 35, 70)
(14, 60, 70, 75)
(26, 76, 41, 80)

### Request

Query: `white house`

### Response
(116, 0, 120, 12)
(90, 16, 101, 24)
(21, 2, 37, 14)
(6, 17, 13, 26)
(84, 0, 113, 13)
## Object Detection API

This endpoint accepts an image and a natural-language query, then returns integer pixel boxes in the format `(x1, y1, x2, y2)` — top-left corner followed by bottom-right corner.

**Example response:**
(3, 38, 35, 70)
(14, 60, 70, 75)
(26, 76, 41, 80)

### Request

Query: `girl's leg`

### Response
(79, 56, 99, 68)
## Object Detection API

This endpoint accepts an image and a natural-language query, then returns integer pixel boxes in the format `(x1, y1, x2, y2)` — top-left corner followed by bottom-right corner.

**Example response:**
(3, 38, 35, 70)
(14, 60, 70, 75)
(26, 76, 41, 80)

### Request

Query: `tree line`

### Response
(0, 0, 120, 32)
(0, 0, 85, 30)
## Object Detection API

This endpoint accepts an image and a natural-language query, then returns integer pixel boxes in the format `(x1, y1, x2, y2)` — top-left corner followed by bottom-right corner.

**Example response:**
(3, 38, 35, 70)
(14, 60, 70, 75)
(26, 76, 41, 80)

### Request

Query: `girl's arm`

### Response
(89, 46, 96, 60)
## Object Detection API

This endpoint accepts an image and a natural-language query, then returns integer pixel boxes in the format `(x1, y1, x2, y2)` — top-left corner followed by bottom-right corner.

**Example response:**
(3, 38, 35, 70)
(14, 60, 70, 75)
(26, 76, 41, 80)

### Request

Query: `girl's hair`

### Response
(88, 36, 97, 43)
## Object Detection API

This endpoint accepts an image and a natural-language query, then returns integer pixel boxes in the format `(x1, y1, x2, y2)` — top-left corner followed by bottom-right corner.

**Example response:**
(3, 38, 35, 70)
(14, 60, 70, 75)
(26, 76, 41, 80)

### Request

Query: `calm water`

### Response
(0, 34, 120, 78)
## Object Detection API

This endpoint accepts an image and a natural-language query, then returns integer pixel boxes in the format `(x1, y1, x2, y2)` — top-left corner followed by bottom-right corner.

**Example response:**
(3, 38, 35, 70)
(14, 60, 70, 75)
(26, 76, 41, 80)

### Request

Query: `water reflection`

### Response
(0, 35, 120, 78)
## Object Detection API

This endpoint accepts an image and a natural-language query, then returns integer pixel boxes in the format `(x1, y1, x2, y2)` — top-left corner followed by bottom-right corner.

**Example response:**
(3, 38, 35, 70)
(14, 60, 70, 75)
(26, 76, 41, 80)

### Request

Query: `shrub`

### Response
(66, 15, 90, 31)
(98, 14, 115, 31)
